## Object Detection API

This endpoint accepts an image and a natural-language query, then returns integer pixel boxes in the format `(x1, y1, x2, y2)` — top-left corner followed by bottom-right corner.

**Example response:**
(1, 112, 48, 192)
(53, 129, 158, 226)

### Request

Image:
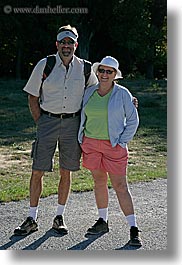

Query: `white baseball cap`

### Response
(57, 30, 78, 42)
(92, 56, 122, 79)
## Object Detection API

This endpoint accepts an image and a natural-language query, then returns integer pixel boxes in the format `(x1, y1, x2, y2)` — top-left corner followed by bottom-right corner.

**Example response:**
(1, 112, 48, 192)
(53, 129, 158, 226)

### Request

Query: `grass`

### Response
(0, 78, 167, 202)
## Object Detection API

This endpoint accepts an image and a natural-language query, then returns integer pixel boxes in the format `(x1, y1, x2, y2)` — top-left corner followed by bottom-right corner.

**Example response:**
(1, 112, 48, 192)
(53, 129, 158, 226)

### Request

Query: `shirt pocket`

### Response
(69, 79, 85, 96)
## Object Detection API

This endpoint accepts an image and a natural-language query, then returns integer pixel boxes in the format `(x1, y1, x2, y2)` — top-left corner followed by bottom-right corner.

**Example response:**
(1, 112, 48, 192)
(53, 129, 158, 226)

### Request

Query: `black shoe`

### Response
(128, 226, 142, 246)
(86, 218, 109, 235)
(14, 217, 38, 236)
(52, 215, 68, 234)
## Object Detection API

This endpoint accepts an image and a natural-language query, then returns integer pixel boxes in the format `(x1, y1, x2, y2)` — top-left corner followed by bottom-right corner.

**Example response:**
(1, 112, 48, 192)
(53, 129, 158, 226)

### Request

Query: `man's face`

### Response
(56, 37, 78, 60)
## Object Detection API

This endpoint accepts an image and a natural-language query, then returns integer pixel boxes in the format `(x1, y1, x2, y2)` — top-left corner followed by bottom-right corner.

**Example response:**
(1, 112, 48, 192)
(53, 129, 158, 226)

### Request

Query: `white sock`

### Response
(98, 208, 108, 222)
(126, 214, 137, 227)
(56, 204, 65, 216)
(29, 206, 38, 221)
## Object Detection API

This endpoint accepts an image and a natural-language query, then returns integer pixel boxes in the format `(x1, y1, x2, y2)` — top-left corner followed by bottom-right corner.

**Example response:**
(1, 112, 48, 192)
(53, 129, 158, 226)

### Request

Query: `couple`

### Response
(14, 25, 142, 247)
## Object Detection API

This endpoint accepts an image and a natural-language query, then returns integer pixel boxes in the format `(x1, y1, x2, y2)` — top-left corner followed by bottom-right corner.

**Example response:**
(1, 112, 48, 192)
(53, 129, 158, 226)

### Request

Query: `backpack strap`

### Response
(83, 59, 92, 87)
(39, 54, 56, 103)
(43, 55, 56, 80)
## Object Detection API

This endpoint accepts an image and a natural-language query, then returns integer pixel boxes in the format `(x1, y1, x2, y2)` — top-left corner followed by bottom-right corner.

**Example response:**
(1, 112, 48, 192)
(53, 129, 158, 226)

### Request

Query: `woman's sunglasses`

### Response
(98, 68, 115, 74)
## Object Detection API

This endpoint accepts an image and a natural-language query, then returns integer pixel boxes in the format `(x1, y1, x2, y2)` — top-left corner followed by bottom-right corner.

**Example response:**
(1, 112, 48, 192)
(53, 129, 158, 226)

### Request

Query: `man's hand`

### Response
(132, 97, 138, 108)
(28, 94, 41, 123)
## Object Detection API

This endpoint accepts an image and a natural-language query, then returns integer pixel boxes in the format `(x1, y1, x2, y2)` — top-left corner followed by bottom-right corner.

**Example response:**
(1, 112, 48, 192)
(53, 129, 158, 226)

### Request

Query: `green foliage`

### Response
(0, 0, 166, 79)
(111, 0, 167, 78)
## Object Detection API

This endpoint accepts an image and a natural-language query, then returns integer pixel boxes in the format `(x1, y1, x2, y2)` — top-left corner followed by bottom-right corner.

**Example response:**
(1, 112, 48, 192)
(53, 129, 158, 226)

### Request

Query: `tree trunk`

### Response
(78, 40, 90, 60)
(77, 22, 94, 60)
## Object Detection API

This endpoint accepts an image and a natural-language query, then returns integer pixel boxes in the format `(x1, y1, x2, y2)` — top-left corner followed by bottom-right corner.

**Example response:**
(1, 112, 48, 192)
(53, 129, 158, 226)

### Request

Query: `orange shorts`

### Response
(81, 136, 128, 175)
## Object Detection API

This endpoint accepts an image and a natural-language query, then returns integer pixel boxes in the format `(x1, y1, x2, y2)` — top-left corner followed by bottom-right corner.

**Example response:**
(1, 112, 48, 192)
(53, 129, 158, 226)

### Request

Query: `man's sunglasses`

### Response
(58, 39, 75, 45)
(98, 68, 115, 74)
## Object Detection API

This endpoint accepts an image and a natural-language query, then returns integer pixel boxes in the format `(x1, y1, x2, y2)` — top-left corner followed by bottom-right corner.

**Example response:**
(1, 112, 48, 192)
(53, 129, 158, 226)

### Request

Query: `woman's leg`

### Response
(109, 173, 142, 246)
(109, 174, 134, 217)
(91, 169, 109, 210)
(86, 170, 109, 234)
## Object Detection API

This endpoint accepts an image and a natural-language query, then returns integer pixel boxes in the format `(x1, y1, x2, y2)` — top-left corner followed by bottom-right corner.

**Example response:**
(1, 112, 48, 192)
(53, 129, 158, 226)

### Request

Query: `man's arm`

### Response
(28, 94, 41, 123)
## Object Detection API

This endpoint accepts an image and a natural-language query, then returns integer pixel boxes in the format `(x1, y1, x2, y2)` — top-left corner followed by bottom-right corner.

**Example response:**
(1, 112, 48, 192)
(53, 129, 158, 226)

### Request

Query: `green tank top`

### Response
(84, 89, 112, 140)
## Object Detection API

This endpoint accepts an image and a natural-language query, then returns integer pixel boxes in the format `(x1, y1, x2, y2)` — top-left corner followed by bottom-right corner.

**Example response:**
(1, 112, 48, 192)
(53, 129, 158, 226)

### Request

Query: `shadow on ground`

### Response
(0, 229, 142, 250)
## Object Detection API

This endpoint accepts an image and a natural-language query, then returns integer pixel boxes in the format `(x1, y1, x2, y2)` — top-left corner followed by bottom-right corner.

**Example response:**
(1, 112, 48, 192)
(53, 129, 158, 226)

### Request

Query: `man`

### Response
(14, 25, 98, 235)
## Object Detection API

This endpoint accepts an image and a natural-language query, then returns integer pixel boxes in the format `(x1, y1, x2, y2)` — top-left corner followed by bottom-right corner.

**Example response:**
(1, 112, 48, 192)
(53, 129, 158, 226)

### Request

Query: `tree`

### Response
(0, 0, 167, 79)
(110, 0, 167, 79)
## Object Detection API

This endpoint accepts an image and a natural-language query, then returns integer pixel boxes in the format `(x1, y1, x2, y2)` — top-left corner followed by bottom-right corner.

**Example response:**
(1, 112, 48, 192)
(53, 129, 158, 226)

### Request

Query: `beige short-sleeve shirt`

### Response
(23, 53, 98, 114)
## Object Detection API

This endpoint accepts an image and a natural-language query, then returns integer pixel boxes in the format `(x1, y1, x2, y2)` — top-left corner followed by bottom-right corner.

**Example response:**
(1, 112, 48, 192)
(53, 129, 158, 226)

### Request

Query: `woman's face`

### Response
(97, 65, 117, 85)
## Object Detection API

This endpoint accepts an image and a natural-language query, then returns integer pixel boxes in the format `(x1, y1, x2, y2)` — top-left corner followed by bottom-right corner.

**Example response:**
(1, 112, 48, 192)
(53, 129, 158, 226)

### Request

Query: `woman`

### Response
(78, 56, 142, 246)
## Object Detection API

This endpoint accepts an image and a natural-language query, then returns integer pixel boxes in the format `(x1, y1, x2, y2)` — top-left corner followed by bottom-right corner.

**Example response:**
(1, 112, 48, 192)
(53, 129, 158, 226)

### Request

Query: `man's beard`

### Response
(62, 48, 72, 57)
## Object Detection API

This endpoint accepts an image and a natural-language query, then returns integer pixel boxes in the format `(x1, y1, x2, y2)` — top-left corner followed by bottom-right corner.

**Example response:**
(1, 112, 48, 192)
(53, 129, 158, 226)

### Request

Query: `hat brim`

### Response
(57, 31, 78, 42)
(92, 62, 123, 79)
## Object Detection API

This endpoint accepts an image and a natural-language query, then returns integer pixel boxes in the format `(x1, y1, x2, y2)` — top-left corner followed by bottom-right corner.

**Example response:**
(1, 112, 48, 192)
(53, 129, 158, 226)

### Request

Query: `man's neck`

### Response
(59, 53, 74, 68)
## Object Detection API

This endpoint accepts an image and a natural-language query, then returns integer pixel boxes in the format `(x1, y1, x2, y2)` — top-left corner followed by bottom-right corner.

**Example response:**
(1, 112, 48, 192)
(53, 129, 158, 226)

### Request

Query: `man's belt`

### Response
(41, 109, 81, 119)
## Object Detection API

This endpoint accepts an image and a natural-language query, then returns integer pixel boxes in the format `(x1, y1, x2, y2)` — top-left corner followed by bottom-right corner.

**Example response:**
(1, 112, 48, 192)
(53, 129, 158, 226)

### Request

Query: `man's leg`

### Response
(30, 170, 44, 207)
(53, 116, 81, 233)
(13, 170, 44, 235)
(52, 168, 71, 234)
(29, 170, 44, 220)
(58, 168, 72, 206)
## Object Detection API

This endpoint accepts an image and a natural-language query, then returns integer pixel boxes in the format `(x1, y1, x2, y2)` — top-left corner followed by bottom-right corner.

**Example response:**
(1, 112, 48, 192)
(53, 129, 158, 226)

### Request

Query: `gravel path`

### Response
(0, 178, 167, 250)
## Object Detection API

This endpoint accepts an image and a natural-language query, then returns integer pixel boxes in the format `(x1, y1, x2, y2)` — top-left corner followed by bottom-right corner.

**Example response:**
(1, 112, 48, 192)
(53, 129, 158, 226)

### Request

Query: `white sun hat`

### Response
(92, 56, 122, 79)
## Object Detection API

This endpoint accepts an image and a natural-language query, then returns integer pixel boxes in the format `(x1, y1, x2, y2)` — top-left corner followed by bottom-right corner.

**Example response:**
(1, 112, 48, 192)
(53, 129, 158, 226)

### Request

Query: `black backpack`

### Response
(39, 54, 92, 103)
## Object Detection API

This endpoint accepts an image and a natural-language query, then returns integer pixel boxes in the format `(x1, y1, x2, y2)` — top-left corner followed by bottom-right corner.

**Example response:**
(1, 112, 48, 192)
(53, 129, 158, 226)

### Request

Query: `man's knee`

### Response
(31, 170, 44, 181)
(60, 167, 71, 176)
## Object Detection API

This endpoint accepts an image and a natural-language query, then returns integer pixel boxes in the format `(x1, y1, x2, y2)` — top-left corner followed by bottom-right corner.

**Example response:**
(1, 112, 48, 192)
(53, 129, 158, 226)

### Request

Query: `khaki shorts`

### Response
(31, 114, 81, 172)
(81, 136, 128, 175)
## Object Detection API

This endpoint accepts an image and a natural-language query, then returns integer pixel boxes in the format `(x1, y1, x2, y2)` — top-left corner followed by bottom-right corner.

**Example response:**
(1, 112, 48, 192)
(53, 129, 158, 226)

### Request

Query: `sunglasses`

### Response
(58, 39, 75, 45)
(98, 68, 115, 74)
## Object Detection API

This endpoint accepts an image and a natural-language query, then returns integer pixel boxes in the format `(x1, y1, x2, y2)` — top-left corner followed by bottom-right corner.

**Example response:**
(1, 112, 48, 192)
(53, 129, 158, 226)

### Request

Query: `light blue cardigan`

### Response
(78, 83, 139, 148)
